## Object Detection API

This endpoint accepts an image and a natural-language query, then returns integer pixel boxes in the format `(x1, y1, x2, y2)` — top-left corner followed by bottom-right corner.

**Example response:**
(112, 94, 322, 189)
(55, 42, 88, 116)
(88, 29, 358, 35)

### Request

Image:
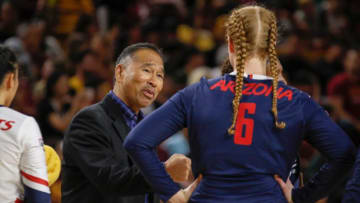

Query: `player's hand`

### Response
(167, 175, 202, 203)
(274, 174, 294, 203)
(164, 154, 193, 183)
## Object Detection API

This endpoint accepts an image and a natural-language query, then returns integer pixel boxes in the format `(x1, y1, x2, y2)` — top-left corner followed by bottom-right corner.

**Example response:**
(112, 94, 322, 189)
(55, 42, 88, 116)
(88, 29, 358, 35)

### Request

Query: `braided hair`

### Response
(226, 5, 285, 135)
(268, 14, 286, 129)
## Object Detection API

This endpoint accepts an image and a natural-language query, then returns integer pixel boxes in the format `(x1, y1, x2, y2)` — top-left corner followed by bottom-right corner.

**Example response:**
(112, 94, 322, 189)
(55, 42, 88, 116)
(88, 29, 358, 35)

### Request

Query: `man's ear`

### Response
(228, 37, 235, 53)
(115, 64, 125, 82)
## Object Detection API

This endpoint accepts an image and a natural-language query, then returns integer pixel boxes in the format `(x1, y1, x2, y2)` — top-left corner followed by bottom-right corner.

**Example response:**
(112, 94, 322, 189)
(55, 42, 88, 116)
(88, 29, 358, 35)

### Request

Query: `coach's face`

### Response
(115, 49, 164, 112)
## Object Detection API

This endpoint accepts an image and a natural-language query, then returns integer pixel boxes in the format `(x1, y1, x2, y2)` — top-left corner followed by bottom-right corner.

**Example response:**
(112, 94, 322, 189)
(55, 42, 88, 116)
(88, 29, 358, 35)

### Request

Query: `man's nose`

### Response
(148, 74, 158, 88)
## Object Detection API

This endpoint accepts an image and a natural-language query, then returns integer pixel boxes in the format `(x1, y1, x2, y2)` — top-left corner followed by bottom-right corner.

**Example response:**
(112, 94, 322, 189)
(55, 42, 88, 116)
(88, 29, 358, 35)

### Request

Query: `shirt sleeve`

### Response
(19, 117, 51, 203)
(124, 86, 194, 202)
(292, 96, 356, 202)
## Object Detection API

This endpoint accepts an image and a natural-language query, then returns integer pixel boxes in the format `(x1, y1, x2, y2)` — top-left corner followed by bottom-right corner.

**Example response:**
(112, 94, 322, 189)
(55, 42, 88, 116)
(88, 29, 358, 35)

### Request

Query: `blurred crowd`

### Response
(1, 0, 360, 202)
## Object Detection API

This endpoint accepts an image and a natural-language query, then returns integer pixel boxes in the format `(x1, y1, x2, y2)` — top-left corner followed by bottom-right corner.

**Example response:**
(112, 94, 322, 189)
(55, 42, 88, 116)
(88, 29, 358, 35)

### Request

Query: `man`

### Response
(0, 46, 50, 202)
(62, 43, 193, 203)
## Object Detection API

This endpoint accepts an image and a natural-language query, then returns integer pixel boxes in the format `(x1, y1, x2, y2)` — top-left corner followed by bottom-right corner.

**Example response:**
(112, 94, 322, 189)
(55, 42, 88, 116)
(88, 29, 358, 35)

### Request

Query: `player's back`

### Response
(0, 106, 49, 202)
(124, 73, 353, 202)
(184, 74, 329, 202)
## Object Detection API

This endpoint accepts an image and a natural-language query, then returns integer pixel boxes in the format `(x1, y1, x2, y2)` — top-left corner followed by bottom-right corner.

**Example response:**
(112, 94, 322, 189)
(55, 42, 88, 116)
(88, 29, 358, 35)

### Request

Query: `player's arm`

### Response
(124, 86, 196, 202)
(20, 117, 51, 203)
(64, 109, 152, 196)
(291, 97, 356, 202)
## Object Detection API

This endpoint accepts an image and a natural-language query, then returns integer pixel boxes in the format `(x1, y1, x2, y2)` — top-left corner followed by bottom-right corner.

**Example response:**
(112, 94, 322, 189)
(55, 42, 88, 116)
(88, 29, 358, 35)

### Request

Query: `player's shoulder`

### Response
(188, 75, 227, 92)
(71, 102, 105, 124)
(281, 84, 315, 104)
(0, 106, 33, 125)
(206, 75, 227, 85)
(77, 102, 101, 116)
(0, 107, 38, 139)
(180, 75, 226, 95)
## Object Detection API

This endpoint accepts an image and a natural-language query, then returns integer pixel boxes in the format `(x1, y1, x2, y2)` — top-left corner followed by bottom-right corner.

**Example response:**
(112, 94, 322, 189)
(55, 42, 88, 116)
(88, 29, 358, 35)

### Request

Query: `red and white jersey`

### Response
(0, 106, 50, 203)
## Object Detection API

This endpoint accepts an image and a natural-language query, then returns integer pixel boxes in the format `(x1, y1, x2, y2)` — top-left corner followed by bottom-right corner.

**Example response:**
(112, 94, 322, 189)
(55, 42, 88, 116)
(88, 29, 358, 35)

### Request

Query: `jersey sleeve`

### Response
(19, 117, 50, 203)
(292, 96, 356, 202)
(124, 84, 196, 202)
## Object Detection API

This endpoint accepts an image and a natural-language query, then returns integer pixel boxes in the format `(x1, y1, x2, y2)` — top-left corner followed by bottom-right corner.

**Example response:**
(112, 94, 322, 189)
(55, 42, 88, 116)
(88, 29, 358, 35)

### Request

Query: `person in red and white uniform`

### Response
(0, 46, 50, 203)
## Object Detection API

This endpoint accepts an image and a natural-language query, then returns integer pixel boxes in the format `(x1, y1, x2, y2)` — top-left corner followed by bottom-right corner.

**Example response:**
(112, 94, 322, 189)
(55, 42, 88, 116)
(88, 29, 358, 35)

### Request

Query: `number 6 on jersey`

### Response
(234, 103, 256, 146)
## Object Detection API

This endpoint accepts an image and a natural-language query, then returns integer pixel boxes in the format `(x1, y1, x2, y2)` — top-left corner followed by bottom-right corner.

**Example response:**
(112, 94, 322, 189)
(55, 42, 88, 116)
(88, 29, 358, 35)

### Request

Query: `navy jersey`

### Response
(124, 74, 356, 203)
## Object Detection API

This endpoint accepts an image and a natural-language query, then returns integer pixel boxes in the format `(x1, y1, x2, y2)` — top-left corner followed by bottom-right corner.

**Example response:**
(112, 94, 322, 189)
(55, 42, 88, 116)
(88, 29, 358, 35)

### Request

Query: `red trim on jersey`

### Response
(15, 198, 23, 203)
(20, 171, 48, 186)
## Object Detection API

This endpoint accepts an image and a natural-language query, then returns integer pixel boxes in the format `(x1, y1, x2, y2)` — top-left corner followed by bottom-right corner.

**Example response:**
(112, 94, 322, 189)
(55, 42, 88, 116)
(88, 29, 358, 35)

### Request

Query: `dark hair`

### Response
(291, 70, 319, 86)
(46, 70, 67, 98)
(115, 42, 164, 66)
(75, 14, 97, 33)
(71, 49, 95, 66)
(0, 46, 18, 84)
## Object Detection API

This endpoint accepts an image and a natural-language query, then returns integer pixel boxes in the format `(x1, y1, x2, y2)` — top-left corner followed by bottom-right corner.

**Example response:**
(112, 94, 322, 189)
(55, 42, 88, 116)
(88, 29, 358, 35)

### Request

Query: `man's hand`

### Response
(167, 175, 202, 203)
(164, 154, 193, 183)
(274, 175, 294, 203)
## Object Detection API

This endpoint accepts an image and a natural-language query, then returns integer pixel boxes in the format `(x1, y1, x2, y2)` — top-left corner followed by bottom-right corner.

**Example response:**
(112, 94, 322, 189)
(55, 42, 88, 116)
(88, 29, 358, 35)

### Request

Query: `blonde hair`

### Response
(226, 5, 285, 135)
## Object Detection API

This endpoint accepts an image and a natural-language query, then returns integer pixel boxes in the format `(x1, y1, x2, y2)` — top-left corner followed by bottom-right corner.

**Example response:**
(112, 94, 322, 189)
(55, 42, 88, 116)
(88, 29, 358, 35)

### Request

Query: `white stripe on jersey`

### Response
(22, 175, 50, 194)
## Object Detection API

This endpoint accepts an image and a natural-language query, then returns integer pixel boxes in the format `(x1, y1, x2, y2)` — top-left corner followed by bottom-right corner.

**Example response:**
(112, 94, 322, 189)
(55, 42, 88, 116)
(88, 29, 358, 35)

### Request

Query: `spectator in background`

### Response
(0, 1, 19, 42)
(277, 33, 312, 83)
(37, 70, 91, 148)
(312, 41, 343, 95)
(289, 69, 321, 103)
(5, 20, 65, 79)
(73, 14, 98, 42)
(90, 34, 114, 84)
(32, 59, 56, 103)
(49, 0, 95, 45)
(327, 49, 360, 134)
(317, 0, 350, 41)
(68, 49, 102, 93)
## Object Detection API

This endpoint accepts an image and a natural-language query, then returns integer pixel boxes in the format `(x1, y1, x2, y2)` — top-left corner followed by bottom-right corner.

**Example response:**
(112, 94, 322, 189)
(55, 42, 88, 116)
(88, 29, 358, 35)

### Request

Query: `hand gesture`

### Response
(167, 175, 202, 203)
(164, 154, 193, 183)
